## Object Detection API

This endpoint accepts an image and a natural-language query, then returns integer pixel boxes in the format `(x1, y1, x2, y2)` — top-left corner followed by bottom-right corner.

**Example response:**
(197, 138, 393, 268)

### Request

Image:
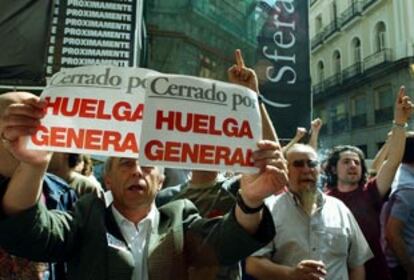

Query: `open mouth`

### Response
(127, 184, 145, 192)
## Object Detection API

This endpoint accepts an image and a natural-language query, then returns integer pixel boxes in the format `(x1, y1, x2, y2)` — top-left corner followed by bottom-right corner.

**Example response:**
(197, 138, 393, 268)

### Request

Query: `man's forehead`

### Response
(115, 157, 135, 163)
(339, 151, 360, 160)
(113, 157, 141, 165)
(288, 151, 317, 161)
(287, 146, 317, 161)
(111, 157, 158, 170)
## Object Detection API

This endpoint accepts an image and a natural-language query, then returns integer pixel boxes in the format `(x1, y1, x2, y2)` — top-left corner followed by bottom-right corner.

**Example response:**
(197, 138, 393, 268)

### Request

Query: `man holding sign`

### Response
(0, 92, 288, 280)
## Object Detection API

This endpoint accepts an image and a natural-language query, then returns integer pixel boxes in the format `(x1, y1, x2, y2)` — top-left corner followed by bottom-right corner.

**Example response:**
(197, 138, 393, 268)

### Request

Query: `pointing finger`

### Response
(235, 49, 245, 69)
(397, 85, 406, 104)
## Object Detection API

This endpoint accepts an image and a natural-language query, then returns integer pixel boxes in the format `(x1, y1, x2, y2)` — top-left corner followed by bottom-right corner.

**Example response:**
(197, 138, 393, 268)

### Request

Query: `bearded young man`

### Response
(325, 86, 413, 280)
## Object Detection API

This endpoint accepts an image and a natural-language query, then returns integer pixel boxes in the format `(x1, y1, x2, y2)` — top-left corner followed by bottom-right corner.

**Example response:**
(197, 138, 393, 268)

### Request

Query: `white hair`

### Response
(104, 157, 164, 176)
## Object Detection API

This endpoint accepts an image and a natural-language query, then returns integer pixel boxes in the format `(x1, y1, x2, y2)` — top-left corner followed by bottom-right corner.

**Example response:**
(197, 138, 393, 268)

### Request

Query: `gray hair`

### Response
(104, 157, 114, 176)
(104, 156, 164, 176)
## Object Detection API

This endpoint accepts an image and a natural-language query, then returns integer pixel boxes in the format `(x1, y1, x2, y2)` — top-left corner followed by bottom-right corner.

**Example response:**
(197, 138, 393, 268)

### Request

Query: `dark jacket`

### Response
(0, 194, 275, 280)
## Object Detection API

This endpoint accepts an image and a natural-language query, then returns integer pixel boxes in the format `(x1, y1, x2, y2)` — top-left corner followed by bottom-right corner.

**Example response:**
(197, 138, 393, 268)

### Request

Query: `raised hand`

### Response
(311, 118, 323, 133)
(240, 140, 288, 207)
(227, 49, 259, 93)
(295, 127, 307, 140)
(0, 95, 50, 166)
(394, 85, 413, 125)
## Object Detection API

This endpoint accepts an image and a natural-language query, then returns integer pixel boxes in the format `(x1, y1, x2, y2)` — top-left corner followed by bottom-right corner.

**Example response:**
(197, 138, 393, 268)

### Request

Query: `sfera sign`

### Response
(256, 0, 311, 138)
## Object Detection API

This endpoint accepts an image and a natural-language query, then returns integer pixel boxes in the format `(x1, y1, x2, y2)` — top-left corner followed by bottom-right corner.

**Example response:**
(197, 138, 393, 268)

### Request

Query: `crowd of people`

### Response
(0, 50, 413, 280)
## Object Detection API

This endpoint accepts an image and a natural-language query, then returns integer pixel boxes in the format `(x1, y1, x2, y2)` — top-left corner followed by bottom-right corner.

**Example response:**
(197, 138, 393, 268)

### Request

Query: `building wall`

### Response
(310, 0, 414, 158)
(145, 0, 258, 82)
(316, 69, 413, 156)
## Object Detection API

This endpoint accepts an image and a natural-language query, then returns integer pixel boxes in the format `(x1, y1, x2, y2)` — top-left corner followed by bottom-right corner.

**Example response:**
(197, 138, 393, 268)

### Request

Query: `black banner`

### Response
(47, 0, 138, 76)
(0, 0, 141, 87)
(255, 0, 311, 139)
(0, 0, 52, 85)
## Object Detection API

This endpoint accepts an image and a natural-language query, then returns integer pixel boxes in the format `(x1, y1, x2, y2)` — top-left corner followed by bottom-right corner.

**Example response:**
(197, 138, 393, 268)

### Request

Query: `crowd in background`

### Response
(0, 50, 413, 280)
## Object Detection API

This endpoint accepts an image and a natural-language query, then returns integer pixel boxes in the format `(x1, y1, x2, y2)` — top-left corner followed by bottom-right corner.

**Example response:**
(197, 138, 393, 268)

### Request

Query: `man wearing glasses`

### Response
(245, 143, 372, 280)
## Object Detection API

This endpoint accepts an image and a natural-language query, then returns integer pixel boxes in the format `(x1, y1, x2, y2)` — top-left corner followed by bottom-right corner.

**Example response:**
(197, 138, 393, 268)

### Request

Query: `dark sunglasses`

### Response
(291, 159, 319, 168)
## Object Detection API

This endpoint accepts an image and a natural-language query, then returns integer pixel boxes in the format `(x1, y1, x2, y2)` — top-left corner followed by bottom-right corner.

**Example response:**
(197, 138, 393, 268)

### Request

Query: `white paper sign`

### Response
(139, 74, 262, 173)
(28, 65, 158, 158)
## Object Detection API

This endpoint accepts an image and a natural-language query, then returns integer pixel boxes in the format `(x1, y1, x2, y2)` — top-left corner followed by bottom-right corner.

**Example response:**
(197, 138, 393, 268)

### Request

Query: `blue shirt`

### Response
(386, 164, 414, 267)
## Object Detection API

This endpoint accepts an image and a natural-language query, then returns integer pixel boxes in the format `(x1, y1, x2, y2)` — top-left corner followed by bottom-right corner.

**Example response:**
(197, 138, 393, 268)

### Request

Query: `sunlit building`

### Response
(310, 0, 414, 157)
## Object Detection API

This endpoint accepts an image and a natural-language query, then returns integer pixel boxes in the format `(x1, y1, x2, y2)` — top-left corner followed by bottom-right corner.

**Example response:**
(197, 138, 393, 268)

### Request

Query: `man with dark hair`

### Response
(325, 145, 369, 188)
(325, 86, 413, 280)
(384, 132, 414, 280)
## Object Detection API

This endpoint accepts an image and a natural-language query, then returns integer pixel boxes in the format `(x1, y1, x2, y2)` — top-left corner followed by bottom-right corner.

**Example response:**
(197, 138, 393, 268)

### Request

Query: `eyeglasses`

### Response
(291, 159, 319, 168)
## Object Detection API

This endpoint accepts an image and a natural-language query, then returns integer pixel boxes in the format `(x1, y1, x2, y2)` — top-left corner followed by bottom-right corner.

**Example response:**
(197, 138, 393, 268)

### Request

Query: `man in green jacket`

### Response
(0, 92, 288, 280)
